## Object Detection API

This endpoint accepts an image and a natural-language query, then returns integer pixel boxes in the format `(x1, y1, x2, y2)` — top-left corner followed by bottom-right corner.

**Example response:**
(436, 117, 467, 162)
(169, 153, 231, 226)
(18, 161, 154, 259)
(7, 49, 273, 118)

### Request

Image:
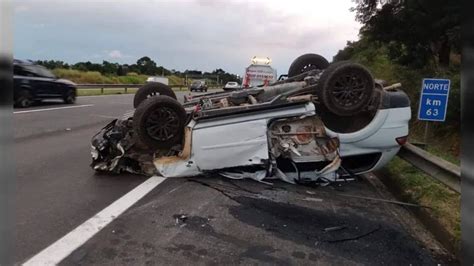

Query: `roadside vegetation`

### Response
(383, 157, 460, 249)
(36, 56, 240, 86)
(336, 0, 460, 161)
(339, 0, 460, 251)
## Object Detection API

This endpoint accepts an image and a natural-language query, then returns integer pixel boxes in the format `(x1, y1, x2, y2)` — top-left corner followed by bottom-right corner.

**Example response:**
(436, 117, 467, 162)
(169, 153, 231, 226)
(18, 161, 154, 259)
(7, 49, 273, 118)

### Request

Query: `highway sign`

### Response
(418, 78, 450, 122)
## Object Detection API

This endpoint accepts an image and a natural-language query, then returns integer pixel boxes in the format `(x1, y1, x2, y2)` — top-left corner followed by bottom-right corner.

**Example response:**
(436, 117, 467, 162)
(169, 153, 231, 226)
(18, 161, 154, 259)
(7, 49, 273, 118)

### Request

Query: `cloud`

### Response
(108, 50, 123, 59)
(13, 0, 362, 74)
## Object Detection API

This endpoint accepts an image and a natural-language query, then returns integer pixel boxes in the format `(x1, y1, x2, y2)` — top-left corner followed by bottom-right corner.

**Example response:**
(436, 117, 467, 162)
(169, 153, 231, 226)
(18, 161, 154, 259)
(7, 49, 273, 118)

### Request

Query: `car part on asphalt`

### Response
(133, 82, 177, 108)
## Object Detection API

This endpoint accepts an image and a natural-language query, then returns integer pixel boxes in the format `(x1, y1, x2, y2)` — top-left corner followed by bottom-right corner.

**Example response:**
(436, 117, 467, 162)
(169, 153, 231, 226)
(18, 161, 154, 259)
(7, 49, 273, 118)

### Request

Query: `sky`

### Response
(13, 0, 362, 75)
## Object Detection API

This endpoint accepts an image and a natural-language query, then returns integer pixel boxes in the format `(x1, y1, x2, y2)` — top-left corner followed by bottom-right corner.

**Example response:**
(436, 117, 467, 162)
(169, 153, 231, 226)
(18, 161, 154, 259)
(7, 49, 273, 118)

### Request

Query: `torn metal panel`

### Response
(193, 119, 269, 170)
(269, 116, 338, 162)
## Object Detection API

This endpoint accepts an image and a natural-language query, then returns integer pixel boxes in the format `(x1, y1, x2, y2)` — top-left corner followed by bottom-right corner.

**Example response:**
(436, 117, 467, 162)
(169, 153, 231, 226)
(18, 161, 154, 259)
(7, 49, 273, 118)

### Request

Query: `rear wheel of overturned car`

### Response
(287, 53, 330, 77)
(316, 61, 375, 116)
(133, 96, 186, 150)
(133, 82, 177, 108)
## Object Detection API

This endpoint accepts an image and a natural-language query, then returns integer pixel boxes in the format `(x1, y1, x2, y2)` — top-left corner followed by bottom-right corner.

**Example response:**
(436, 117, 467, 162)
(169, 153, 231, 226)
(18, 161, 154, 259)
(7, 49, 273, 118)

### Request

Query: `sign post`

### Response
(417, 78, 451, 146)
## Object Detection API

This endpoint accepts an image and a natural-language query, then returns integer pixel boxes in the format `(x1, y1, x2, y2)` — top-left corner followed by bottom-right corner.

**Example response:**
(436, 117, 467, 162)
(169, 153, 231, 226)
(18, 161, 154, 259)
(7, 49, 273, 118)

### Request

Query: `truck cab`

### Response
(242, 56, 277, 88)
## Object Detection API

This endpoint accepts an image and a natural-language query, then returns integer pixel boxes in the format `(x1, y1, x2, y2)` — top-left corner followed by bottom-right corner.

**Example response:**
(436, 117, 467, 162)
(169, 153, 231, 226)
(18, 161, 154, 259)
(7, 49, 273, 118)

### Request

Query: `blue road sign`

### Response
(418, 78, 451, 122)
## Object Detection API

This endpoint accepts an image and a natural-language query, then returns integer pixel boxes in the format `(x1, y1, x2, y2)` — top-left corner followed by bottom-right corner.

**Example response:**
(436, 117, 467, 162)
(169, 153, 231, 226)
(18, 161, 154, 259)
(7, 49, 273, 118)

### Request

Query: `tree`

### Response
(101, 60, 118, 75)
(35, 60, 70, 69)
(136, 56, 158, 75)
(352, 0, 460, 68)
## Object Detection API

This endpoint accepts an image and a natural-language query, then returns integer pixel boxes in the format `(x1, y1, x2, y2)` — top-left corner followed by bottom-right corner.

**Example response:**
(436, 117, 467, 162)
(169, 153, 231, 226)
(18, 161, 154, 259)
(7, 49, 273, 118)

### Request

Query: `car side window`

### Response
(19, 65, 41, 77)
(13, 65, 27, 76)
(35, 66, 56, 79)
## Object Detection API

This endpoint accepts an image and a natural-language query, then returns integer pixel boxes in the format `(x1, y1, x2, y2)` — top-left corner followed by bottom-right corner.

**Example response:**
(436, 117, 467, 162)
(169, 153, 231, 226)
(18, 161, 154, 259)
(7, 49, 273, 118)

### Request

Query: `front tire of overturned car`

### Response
(132, 95, 186, 150)
(316, 61, 375, 117)
(133, 82, 177, 108)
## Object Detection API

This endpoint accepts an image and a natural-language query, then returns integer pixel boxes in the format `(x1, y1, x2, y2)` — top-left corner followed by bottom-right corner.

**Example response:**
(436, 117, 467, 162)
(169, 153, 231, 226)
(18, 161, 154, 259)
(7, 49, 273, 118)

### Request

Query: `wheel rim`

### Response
(145, 107, 180, 141)
(330, 71, 369, 108)
(20, 97, 32, 107)
(300, 64, 319, 74)
(67, 92, 75, 102)
(147, 92, 161, 99)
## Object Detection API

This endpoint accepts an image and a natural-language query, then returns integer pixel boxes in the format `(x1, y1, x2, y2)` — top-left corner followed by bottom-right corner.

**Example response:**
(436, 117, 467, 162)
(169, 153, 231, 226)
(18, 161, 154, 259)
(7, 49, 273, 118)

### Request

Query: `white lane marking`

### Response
(14, 104, 93, 114)
(22, 176, 166, 266)
(91, 114, 119, 119)
(78, 95, 135, 98)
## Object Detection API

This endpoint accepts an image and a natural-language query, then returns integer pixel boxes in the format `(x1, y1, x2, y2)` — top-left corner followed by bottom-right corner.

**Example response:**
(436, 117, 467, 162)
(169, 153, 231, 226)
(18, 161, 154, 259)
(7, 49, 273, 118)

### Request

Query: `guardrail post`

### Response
(101, 87, 104, 94)
(125, 87, 128, 93)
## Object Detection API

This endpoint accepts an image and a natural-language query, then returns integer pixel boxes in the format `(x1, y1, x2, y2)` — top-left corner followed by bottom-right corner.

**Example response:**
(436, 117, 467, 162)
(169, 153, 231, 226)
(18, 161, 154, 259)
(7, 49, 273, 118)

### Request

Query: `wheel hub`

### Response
(145, 107, 180, 141)
(331, 73, 367, 107)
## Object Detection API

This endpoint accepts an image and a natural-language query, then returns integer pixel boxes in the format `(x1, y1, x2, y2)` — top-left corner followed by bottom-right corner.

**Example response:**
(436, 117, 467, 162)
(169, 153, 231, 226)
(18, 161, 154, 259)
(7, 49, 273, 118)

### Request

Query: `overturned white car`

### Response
(91, 54, 411, 184)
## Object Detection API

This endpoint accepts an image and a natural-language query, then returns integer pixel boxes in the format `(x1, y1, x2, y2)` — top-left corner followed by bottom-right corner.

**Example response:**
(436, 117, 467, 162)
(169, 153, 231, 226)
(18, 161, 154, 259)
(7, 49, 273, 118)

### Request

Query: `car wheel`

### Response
(287, 53, 330, 77)
(63, 89, 76, 104)
(16, 89, 34, 108)
(133, 96, 186, 150)
(133, 82, 177, 108)
(316, 61, 375, 116)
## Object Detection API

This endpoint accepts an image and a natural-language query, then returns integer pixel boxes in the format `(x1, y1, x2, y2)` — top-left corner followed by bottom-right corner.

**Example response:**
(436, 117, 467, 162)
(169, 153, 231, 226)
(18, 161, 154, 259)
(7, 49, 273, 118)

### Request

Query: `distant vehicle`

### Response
(189, 80, 208, 92)
(146, 76, 169, 85)
(13, 60, 77, 108)
(242, 56, 277, 88)
(223, 81, 241, 91)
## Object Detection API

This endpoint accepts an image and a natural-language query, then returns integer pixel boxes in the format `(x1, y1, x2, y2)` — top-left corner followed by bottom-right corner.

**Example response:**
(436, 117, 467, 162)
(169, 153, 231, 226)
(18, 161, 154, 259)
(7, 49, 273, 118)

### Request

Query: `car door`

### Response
(14, 64, 42, 98)
(33, 65, 61, 97)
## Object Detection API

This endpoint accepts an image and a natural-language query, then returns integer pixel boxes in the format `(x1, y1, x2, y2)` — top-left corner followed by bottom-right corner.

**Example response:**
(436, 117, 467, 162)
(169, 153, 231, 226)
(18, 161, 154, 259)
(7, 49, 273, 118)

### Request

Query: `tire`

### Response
(287, 53, 330, 77)
(316, 61, 375, 116)
(63, 89, 76, 104)
(15, 89, 34, 108)
(133, 96, 186, 150)
(133, 82, 177, 108)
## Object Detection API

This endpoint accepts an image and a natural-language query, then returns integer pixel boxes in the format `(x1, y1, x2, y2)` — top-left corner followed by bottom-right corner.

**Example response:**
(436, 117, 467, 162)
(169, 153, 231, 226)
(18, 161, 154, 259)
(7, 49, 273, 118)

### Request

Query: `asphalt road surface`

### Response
(14, 92, 192, 263)
(15, 91, 455, 265)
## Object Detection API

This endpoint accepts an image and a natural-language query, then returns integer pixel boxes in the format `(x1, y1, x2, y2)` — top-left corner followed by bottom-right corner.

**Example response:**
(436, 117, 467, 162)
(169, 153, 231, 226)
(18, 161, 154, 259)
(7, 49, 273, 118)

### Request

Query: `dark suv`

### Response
(13, 60, 77, 107)
(189, 80, 207, 92)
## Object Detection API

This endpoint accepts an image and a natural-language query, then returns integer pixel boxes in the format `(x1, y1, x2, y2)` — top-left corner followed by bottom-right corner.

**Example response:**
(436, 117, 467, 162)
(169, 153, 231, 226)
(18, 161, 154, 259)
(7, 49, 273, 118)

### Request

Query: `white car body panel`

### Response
(155, 103, 410, 178)
(327, 106, 411, 173)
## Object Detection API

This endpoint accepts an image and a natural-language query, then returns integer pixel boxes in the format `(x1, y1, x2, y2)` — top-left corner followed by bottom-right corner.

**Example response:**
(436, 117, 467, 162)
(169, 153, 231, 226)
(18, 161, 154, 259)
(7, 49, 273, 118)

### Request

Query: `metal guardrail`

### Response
(76, 84, 221, 93)
(397, 143, 461, 193)
(77, 84, 186, 94)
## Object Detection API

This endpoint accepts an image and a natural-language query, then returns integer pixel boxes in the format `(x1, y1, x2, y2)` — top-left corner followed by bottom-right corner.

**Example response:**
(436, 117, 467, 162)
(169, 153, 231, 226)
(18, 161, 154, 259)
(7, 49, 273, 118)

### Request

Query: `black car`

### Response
(13, 60, 77, 107)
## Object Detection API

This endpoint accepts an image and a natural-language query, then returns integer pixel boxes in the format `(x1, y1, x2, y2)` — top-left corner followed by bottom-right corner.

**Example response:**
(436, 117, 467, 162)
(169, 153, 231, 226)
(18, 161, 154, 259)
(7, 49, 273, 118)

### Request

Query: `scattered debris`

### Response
(303, 197, 323, 203)
(338, 194, 431, 208)
(173, 214, 188, 225)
